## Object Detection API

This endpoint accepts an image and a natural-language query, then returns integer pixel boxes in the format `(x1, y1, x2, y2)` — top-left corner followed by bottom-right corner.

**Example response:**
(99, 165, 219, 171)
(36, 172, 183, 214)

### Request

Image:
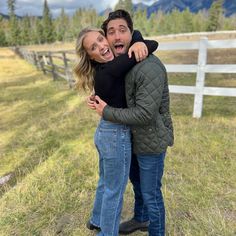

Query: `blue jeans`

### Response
(90, 119, 131, 236)
(130, 152, 166, 236)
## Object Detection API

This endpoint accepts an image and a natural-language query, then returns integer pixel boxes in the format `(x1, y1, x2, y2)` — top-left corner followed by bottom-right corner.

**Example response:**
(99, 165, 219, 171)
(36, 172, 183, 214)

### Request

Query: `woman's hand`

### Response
(128, 42, 148, 62)
(87, 94, 96, 110)
(94, 96, 107, 116)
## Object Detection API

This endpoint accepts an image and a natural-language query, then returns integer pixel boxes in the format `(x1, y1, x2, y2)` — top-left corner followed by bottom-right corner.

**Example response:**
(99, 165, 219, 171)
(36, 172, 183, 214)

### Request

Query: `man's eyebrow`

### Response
(107, 25, 128, 30)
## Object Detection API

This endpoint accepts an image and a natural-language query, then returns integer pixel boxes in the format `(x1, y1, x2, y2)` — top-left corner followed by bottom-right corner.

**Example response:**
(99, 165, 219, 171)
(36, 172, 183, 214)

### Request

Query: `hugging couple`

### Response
(74, 9, 174, 236)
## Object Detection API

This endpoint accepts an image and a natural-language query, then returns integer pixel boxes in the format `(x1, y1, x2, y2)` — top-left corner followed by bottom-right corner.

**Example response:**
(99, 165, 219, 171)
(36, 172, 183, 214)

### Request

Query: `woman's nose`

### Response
(98, 43, 104, 51)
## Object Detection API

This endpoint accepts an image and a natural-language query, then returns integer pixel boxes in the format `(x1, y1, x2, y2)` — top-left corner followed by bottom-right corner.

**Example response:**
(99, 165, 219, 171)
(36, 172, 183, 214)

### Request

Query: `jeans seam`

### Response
(154, 161, 161, 236)
(111, 132, 128, 235)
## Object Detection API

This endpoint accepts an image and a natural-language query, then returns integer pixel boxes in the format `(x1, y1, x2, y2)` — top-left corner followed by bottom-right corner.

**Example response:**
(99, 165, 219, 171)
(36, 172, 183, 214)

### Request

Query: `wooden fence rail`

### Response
(13, 36, 236, 118)
(14, 47, 75, 88)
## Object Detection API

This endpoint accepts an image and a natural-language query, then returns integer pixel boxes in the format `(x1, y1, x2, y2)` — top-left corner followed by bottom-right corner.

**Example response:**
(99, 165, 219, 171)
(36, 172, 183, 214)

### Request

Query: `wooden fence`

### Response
(13, 36, 236, 118)
(14, 47, 75, 88)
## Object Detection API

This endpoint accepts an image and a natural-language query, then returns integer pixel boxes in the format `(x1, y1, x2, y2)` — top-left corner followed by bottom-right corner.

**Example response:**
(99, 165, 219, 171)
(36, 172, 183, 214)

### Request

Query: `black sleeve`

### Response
(130, 30, 144, 45)
(144, 40, 159, 54)
(105, 39, 158, 79)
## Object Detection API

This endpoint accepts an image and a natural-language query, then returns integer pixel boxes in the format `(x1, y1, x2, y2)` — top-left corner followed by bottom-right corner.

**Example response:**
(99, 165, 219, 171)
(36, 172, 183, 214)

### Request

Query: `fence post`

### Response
(48, 52, 57, 80)
(62, 52, 74, 88)
(38, 54, 46, 74)
(193, 37, 208, 118)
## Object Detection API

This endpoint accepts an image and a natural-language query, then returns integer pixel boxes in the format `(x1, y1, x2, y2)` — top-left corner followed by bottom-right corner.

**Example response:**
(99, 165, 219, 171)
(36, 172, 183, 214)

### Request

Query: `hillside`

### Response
(134, 0, 235, 17)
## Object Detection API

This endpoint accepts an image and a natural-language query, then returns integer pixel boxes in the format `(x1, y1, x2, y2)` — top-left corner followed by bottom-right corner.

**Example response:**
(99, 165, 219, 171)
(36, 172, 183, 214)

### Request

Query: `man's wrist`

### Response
(103, 105, 111, 120)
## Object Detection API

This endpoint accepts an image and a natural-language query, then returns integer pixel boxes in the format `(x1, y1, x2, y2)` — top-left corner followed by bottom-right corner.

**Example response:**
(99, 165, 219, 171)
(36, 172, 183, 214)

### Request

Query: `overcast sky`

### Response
(0, 0, 157, 17)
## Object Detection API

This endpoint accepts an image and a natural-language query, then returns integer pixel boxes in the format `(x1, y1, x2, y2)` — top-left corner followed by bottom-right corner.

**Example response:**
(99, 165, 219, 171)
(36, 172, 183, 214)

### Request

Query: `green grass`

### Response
(0, 48, 235, 236)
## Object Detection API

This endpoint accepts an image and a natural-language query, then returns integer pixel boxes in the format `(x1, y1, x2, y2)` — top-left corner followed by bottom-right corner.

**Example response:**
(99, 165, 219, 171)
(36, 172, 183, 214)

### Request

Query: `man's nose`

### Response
(114, 31, 121, 40)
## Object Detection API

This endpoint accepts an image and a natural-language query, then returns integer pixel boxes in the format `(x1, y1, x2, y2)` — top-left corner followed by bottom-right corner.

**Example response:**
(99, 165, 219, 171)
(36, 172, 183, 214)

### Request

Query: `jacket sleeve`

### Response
(107, 39, 158, 79)
(103, 63, 165, 125)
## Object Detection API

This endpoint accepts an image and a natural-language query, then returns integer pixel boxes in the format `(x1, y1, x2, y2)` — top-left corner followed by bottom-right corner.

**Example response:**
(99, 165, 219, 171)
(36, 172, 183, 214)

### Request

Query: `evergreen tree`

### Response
(8, 0, 20, 45)
(181, 8, 193, 33)
(207, 0, 224, 31)
(42, 0, 54, 43)
(56, 8, 69, 41)
(35, 18, 44, 44)
(20, 15, 31, 45)
(0, 16, 7, 46)
(133, 10, 147, 35)
(115, 0, 133, 16)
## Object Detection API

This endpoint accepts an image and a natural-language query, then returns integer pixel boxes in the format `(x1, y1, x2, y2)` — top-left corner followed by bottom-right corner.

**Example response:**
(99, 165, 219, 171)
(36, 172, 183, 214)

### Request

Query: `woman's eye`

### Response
(91, 45, 96, 51)
(98, 36, 104, 42)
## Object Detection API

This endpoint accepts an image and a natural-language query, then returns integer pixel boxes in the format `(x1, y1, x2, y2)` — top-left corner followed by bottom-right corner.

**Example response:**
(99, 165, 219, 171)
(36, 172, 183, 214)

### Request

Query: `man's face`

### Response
(106, 18, 132, 57)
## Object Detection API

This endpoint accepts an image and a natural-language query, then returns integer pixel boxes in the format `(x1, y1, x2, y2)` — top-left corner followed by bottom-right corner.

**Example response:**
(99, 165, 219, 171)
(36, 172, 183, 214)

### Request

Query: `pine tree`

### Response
(0, 16, 7, 46)
(35, 18, 44, 44)
(20, 15, 31, 45)
(56, 8, 69, 42)
(8, 0, 20, 45)
(207, 0, 224, 31)
(42, 0, 54, 43)
(115, 0, 133, 16)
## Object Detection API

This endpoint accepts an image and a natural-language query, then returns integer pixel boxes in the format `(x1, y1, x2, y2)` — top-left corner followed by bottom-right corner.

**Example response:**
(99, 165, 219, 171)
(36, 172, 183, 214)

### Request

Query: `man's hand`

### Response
(128, 42, 148, 62)
(87, 94, 96, 110)
(94, 96, 107, 116)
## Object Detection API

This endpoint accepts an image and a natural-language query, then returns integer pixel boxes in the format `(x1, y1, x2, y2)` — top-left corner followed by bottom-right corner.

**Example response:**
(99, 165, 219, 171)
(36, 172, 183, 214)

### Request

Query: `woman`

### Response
(74, 27, 158, 236)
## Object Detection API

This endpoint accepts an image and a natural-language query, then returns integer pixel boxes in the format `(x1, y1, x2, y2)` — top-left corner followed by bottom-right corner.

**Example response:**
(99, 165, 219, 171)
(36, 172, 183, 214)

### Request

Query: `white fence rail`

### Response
(14, 35, 236, 118)
(158, 37, 236, 118)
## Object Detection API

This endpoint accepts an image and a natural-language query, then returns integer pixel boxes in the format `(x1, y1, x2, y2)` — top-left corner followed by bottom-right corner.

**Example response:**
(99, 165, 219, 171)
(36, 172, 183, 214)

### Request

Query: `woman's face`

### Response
(83, 31, 114, 63)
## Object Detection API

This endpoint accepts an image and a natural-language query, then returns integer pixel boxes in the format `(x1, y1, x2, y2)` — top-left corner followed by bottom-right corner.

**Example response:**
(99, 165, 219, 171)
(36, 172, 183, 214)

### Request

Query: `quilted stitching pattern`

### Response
(125, 55, 174, 154)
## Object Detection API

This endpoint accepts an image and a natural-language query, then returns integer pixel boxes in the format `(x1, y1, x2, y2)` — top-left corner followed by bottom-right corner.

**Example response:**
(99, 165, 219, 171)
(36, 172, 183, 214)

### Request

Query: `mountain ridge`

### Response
(135, 0, 235, 17)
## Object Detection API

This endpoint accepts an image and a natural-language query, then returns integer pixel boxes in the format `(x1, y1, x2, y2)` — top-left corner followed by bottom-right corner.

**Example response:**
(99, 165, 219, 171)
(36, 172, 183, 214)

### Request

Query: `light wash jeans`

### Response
(90, 119, 131, 236)
(130, 152, 166, 236)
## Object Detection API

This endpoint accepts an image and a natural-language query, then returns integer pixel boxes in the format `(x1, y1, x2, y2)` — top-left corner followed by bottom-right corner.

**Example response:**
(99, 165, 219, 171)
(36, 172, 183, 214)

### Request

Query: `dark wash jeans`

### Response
(90, 119, 131, 236)
(130, 152, 166, 236)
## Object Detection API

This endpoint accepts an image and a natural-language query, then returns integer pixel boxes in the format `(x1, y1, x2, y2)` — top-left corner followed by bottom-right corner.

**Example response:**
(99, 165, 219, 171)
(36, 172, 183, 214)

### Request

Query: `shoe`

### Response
(119, 218, 149, 234)
(86, 220, 100, 231)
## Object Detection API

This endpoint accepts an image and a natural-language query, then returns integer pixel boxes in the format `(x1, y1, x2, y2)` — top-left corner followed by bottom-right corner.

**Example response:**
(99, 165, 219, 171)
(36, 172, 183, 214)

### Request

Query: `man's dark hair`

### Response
(101, 9, 133, 36)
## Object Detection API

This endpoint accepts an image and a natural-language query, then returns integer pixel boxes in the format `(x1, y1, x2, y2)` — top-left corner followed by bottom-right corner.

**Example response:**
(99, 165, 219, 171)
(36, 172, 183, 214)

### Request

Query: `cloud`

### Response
(0, 0, 159, 17)
(0, 0, 119, 16)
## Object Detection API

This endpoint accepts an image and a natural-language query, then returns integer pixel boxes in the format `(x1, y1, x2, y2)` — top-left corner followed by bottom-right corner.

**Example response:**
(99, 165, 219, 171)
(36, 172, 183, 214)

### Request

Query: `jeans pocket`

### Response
(97, 128, 117, 159)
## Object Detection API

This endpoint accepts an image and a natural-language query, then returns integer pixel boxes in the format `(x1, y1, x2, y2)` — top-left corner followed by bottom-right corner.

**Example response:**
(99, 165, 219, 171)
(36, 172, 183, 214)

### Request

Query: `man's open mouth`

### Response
(114, 44, 124, 51)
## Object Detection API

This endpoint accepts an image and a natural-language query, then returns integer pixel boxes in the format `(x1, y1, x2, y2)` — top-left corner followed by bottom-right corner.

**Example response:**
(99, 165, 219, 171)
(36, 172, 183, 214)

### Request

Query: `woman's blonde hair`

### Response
(74, 27, 105, 91)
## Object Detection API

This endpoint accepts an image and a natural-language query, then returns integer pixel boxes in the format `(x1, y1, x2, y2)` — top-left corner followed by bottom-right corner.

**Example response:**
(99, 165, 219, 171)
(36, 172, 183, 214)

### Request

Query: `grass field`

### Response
(0, 33, 236, 236)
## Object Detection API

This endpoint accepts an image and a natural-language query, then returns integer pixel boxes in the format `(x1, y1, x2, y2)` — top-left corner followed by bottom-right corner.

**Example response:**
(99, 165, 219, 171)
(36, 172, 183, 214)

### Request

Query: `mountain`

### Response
(0, 13, 24, 20)
(106, 0, 236, 17)
(0, 13, 10, 20)
(224, 0, 236, 16)
(146, 0, 235, 17)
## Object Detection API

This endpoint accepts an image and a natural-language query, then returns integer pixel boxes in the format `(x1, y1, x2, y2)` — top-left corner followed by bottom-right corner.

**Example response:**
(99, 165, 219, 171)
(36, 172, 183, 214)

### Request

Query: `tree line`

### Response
(0, 0, 235, 47)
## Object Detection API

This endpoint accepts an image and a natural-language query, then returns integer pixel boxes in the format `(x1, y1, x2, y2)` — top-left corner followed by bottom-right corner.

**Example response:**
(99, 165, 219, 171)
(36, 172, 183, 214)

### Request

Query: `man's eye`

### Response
(108, 31, 114, 35)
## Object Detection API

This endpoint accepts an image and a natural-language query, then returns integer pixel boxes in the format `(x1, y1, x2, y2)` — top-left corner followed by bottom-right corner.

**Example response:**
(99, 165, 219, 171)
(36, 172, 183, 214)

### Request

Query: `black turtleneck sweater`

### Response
(93, 31, 158, 108)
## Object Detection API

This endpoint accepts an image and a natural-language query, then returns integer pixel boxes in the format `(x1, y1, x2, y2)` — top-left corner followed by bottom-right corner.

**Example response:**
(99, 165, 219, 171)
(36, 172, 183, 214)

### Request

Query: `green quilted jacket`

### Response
(103, 55, 174, 154)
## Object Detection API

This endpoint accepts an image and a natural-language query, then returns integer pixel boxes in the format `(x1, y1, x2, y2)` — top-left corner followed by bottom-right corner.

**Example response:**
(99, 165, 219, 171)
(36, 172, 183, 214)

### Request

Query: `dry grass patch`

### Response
(0, 40, 235, 236)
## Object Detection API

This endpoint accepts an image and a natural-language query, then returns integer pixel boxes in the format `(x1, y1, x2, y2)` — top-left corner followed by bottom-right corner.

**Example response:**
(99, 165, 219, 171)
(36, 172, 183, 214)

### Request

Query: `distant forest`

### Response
(0, 0, 235, 47)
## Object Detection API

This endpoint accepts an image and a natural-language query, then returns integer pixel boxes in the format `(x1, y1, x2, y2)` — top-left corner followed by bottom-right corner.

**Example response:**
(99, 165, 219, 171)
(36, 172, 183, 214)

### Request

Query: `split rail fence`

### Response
(14, 47, 75, 88)
(14, 36, 236, 118)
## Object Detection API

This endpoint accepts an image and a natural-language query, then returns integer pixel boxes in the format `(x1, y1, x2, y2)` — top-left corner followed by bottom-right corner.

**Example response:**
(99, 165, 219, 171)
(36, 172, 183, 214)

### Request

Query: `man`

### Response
(90, 9, 174, 235)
